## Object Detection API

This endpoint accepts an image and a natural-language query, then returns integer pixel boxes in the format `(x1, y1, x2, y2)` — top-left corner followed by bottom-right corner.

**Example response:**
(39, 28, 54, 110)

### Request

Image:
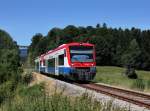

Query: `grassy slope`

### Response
(94, 66, 150, 92)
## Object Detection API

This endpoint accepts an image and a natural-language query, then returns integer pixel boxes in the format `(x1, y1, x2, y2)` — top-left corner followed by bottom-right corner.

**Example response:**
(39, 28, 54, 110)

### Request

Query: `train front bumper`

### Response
(70, 67, 96, 81)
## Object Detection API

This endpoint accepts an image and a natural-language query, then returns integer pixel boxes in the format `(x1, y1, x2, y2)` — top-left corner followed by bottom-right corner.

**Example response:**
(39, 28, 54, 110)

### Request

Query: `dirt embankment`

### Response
(30, 72, 83, 97)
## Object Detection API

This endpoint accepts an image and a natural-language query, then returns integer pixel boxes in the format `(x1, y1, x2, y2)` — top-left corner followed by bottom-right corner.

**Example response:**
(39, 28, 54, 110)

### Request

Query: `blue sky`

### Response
(0, 0, 149, 45)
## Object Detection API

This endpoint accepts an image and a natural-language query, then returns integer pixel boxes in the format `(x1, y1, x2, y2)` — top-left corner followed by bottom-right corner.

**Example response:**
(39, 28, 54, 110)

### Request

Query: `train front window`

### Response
(70, 46, 94, 62)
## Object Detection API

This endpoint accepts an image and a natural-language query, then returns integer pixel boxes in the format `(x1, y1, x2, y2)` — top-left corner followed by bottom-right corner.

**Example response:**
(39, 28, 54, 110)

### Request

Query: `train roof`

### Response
(65, 42, 94, 46)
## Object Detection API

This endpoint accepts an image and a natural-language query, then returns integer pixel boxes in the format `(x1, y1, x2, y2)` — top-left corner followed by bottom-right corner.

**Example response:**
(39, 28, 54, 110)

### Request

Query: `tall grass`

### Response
(131, 79, 145, 91)
(146, 80, 150, 89)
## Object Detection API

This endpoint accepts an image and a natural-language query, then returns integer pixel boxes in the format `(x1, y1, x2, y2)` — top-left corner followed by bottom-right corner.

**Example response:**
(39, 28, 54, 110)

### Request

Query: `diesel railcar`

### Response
(35, 42, 96, 81)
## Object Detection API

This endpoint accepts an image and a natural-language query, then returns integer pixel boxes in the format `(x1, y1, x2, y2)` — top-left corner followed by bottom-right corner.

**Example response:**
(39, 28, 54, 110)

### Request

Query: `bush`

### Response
(0, 81, 16, 104)
(124, 66, 138, 79)
(22, 72, 33, 85)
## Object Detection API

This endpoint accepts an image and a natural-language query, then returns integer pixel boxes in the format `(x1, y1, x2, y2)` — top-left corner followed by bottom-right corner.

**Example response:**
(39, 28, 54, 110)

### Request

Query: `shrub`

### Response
(124, 66, 138, 79)
(0, 81, 16, 104)
(22, 72, 33, 85)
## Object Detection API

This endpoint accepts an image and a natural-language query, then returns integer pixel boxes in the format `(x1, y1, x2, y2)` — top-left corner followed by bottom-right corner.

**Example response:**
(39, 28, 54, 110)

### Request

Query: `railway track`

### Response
(75, 83, 150, 109)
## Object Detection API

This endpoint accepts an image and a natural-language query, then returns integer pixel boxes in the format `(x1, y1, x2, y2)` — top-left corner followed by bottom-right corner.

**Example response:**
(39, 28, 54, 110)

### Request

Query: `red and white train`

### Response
(35, 42, 96, 81)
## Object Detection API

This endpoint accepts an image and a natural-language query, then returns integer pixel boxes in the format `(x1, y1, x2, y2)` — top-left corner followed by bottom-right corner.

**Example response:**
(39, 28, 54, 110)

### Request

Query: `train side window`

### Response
(48, 58, 55, 67)
(59, 54, 64, 65)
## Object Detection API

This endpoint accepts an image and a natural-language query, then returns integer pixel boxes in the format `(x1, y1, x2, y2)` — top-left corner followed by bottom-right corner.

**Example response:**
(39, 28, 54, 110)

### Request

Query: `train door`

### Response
(55, 56, 59, 75)
(47, 58, 55, 74)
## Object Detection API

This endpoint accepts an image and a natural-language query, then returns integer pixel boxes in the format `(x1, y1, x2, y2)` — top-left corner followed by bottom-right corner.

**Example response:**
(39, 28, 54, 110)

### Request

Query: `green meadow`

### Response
(94, 66, 150, 92)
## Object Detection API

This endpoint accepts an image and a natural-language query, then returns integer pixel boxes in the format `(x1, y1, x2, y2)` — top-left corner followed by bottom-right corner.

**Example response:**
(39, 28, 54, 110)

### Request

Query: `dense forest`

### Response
(28, 23, 150, 70)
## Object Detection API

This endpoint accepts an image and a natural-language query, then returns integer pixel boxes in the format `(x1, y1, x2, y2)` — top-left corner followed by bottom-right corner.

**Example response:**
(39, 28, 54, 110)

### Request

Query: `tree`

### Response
(121, 39, 142, 68)
(63, 25, 79, 41)
(47, 28, 64, 48)
(0, 29, 20, 84)
(28, 33, 43, 65)
(96, 24, 100, 28)
(29, 33, 43, 52)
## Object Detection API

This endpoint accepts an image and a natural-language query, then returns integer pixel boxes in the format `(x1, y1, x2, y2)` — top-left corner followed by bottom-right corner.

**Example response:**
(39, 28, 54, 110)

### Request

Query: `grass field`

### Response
(94, 66, 150, 92)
